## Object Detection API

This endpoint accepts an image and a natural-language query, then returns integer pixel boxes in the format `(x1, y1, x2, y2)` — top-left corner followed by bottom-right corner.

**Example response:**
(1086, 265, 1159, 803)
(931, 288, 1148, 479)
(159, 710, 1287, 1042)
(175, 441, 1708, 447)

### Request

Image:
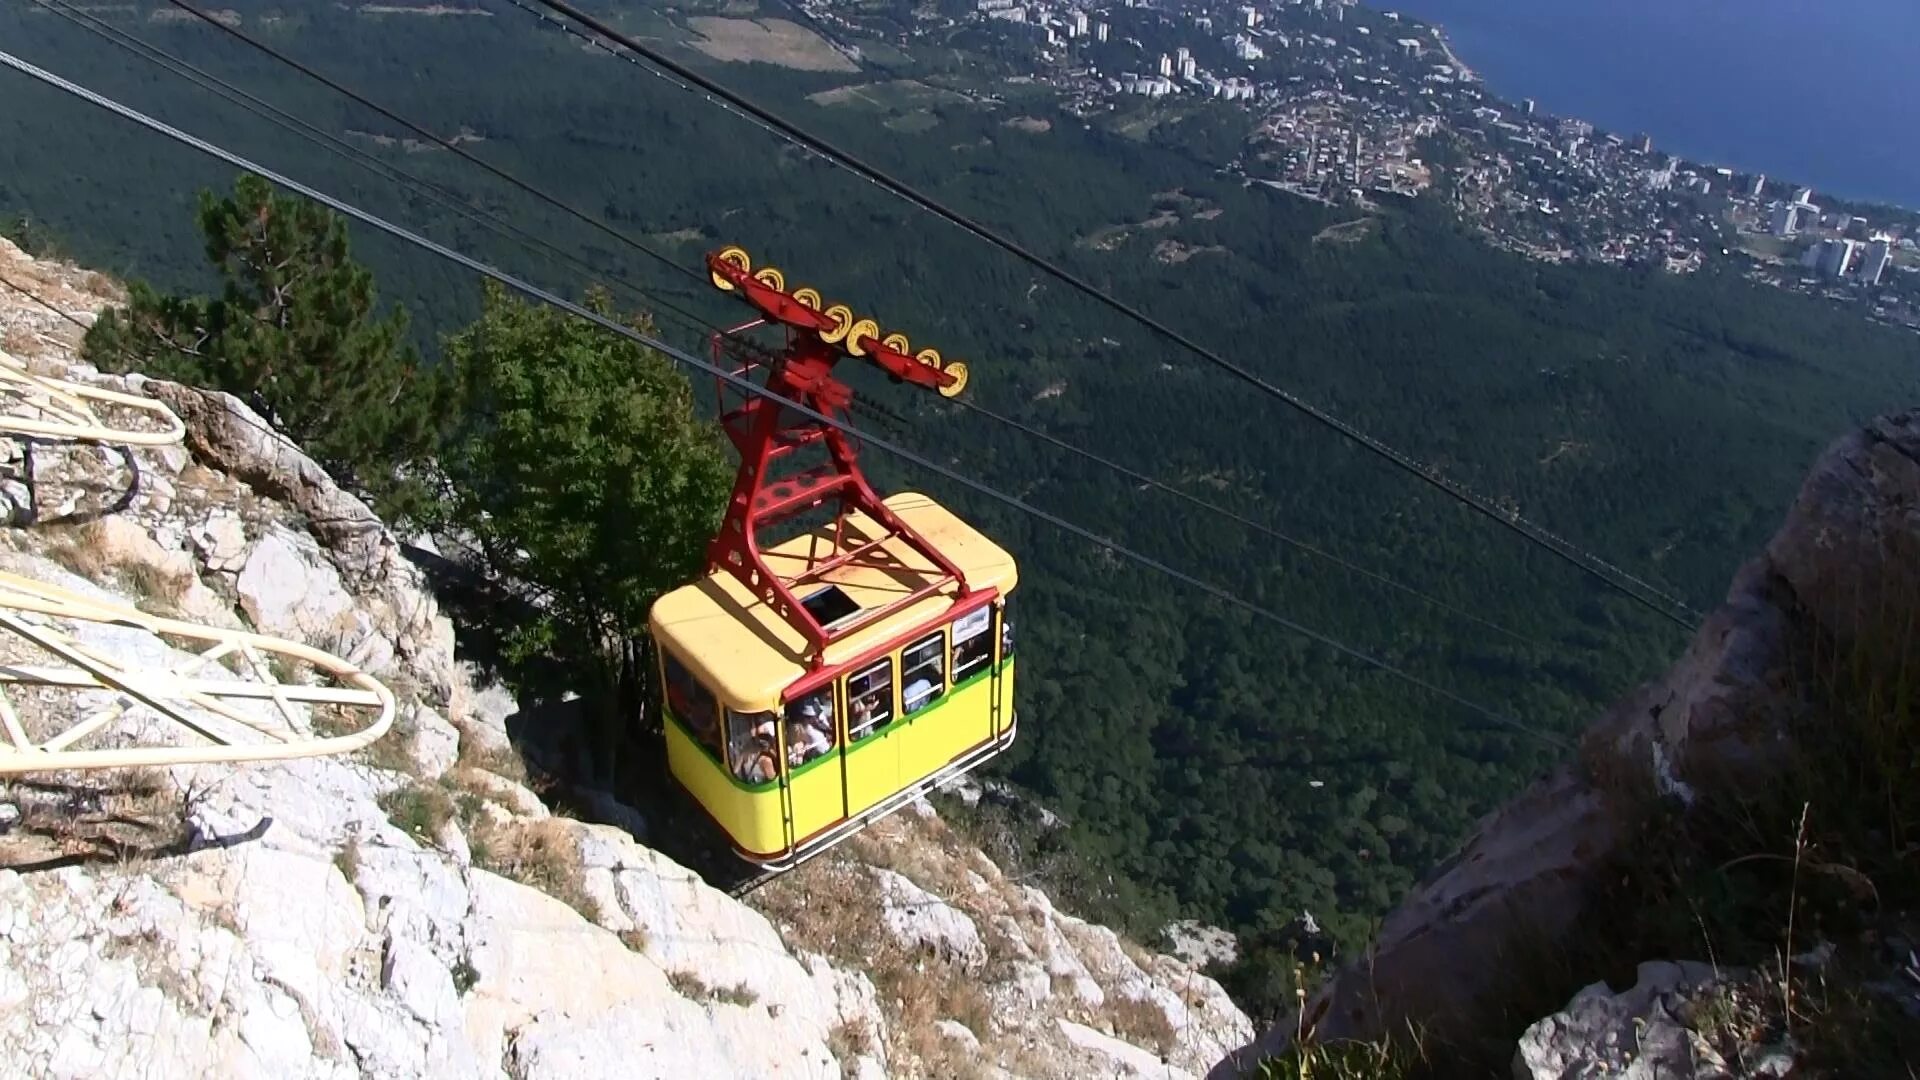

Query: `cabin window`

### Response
(951, 607, 993, 682)
(901, 631, 946, 714)
(663, 651, 722, 756)
(847, 659, 893, 742)
(784, 687, 837, 768)
(999, 602, 1015, 661)
(727, 708, 779, 786)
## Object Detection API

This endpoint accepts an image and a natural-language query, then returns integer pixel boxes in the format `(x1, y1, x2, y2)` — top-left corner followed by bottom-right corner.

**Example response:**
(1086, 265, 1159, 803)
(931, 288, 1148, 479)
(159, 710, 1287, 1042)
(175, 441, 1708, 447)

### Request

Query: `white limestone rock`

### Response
(1513, 960, 1750, 1080)
(871, 867, 987, 971)
(402, 704, 461, 782)
(235, 526, 355, 643)
(1057, 1017, 1188, 1079)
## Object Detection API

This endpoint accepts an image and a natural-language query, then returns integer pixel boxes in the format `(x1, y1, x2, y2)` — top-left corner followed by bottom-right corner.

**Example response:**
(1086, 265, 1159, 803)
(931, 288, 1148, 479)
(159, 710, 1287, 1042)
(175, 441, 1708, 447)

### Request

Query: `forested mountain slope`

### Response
(3, 0, 1915, 1012)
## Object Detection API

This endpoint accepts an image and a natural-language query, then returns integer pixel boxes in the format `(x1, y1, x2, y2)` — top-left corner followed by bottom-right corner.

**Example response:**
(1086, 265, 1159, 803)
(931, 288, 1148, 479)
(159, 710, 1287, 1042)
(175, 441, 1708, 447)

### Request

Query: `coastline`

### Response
(1391, 2, 1919, 214)
(1426, 25, 1476, 83)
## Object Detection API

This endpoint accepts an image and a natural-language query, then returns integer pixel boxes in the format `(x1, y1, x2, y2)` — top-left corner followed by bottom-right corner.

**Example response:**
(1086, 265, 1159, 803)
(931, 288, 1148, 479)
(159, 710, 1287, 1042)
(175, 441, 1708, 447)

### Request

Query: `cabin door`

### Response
(781, 682, 849, 851)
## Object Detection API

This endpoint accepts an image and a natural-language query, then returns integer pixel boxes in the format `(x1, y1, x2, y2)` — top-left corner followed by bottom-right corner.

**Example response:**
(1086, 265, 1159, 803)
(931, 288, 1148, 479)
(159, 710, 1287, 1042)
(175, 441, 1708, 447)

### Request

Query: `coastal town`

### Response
(789, 0, 1920, 333)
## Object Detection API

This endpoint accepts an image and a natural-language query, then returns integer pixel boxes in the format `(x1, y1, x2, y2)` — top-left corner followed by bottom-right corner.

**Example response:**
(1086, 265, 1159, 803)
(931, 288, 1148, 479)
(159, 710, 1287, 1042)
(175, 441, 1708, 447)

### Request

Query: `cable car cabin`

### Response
(657, 244, 1016, 869)
(650, 492, 1017, 868)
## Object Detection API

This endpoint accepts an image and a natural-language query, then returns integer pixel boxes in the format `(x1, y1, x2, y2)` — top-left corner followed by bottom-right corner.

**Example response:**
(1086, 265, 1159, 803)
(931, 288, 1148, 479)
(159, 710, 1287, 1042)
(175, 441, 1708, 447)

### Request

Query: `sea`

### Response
(1378, 0, 1920, 210)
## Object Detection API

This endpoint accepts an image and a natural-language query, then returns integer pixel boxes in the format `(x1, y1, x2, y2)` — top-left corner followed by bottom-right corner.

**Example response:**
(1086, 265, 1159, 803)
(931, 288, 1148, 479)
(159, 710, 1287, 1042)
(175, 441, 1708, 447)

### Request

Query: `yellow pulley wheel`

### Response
(938, 360, 969, 398)
(710, 245, 751, 291)
(914, 347, 942, 370)
(752, 266, 785, 292)
(819, 304, 854, 344)
(844, 318, 881, 357)
(792, 287, 823, 311)
(881, 332, 911, 355)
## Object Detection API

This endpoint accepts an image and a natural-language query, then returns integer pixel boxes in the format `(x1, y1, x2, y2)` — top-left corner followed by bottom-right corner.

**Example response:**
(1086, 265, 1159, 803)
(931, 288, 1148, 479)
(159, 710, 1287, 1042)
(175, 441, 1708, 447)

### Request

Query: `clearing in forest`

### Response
(649, 228, 707, 246)
(808, 80, 970, 110)
(1312, 217, 1378, 245)
(686, 17, 857, 72)
(354, 4, 493, 15)
(1153, 239, 1226, 265)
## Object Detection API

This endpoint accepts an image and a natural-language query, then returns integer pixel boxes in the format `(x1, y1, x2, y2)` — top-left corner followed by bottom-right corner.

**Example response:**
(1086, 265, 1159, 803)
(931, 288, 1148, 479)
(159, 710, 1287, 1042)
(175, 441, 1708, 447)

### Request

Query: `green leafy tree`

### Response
(83, 173, 446, 520)
(434, 280, 731, 764)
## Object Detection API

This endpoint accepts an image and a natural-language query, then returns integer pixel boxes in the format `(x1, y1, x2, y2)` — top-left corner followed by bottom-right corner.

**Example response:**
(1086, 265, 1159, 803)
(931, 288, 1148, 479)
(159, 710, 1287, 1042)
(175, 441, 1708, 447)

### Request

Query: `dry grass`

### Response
(754, 853, 1001, 1077)
(753, 855, 885, 960)
(333, 833, 363, 883)
(349, 706, 415, 774)
(310, 704, 360, 741)
(1248, 1035, 1427, 1080)
(37, 520, 191, 613)
(456, 734, 528, 785)
(828, 1016, 876, 1061)
(468, 817, 602, 923)
(80, 272, 119, 300)
(41, 520, 112, 579)
(666, 969, 758, 1007)
(3, 323, 38, 356)
(1107, 993, 1178, 1057)
(119, 560, 189, 613)
(99, 924, 204, 1011)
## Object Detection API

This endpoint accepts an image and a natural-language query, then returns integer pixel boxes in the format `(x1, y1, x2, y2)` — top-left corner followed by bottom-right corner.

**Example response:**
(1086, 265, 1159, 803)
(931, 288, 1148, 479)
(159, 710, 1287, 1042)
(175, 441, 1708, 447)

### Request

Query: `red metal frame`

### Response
(703, 249, 976, 673)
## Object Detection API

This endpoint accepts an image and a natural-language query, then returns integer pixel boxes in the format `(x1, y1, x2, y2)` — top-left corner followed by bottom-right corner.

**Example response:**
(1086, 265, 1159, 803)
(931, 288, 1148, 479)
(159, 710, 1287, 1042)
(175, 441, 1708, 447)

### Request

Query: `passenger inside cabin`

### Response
(847, 660, 893, 741)
(784, 689, 835, 766)
(903, 659, 943, 713)
(728, 709, 780, 784)
(903, 677, 936, 712)
(731, 737, 777, 784)
(786, 717, 830, 766)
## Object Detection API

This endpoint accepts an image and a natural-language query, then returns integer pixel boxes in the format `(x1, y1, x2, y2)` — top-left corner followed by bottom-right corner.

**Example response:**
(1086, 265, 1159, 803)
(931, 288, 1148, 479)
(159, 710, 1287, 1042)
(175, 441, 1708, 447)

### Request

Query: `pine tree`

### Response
(84, 173, 446, 520)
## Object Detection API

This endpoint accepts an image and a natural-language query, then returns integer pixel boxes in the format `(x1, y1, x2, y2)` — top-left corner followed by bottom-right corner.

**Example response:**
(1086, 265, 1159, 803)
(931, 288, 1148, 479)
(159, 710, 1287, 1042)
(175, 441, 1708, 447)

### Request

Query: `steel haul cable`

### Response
(498, 0, 1703, 631)
(951, 396, 1545, 649)
(155, 0, 711, 295)
(159, 0, 1700, 633)
(26, 0, 730, 350)
(37, 1, 1547, 653)
(0, 47, 1572, 749)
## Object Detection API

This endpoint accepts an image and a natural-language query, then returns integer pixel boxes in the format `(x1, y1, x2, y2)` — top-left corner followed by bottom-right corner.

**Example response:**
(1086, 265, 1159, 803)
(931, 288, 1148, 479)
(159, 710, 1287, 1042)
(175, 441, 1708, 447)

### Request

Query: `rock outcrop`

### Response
(756, 804, 1251, 1079)
(1511, 961, 1795, 1080)
(0, 237, 1249, 1078)
(1212, 408, 1920, 1073)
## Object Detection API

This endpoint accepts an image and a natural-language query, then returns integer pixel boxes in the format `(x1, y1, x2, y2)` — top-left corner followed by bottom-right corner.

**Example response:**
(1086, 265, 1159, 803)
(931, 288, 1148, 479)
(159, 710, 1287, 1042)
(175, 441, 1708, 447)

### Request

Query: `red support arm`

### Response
(699, 247, 977, 670)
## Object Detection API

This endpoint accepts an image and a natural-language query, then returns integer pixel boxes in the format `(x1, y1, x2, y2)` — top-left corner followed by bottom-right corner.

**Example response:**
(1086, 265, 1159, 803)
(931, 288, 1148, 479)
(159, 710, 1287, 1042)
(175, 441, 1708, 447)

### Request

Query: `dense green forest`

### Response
(4, 0, 1917, 1017)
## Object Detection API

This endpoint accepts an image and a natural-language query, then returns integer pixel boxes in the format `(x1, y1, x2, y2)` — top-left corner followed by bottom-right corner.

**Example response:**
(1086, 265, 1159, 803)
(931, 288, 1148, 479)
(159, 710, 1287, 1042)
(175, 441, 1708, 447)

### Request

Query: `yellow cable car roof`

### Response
(649, 492, 1018, 710)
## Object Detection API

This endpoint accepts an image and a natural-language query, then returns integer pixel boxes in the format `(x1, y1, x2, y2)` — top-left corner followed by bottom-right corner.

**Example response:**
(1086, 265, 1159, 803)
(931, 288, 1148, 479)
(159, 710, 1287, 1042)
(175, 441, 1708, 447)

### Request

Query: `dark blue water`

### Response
(1381, 0, 1920, 209)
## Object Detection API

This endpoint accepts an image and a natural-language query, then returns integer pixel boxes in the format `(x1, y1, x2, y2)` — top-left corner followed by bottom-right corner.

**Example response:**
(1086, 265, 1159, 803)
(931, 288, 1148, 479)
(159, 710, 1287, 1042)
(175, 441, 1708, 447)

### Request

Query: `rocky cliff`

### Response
(1212, 402, 1920, 1075)
(0, 237, 1252, 1079)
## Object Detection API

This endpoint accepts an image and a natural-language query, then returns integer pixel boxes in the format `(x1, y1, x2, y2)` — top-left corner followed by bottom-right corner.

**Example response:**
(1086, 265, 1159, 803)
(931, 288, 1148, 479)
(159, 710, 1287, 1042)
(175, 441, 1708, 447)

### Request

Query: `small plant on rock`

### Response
(378, 781, 452, 843)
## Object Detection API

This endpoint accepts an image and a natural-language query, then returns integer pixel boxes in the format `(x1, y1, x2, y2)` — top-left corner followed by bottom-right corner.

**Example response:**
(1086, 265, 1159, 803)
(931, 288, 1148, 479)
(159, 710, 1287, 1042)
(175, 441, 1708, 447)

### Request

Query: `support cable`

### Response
(506, 0, 1703, 630)
(32, 4, 1547, 652)
(950, 396, 1545, 648)
(31, 0, 720, 338)
(0, 48, 1572, 748)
